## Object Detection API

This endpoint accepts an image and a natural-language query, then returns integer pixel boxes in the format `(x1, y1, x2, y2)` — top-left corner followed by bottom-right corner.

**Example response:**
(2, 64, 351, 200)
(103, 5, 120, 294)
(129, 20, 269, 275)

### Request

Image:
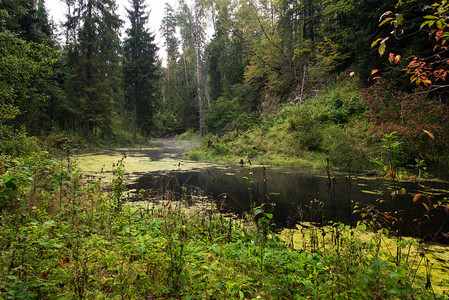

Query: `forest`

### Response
(1, 0, 449, 298)
(1, 0, 448, 173)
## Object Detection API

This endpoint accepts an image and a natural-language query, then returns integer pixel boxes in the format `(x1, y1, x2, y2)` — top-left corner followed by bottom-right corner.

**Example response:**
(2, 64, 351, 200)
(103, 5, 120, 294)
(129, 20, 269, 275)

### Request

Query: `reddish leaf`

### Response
(388, 52, 395, 63)
(371, 38, 383, 48)
(413, 194, 421, 203)
(394, 55, 401, 64)
(379, 17, 393, 27)
(446, 204, 449, 214)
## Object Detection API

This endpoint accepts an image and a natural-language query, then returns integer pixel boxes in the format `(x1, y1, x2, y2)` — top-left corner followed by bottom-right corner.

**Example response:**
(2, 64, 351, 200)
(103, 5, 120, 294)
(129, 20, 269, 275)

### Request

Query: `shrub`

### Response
(322, 124, 372, 171)
(364, 82, 449, 171)
(176, 129, 201, 141)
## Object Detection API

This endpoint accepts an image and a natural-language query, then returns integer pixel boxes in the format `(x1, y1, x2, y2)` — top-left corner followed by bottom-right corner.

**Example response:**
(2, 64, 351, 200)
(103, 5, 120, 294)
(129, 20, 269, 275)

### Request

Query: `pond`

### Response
(75, 138, 449, 243)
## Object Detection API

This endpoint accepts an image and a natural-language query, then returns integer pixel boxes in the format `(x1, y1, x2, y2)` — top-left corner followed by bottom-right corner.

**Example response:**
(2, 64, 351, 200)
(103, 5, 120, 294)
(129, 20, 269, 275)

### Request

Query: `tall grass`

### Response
(0, 151, 445, 299)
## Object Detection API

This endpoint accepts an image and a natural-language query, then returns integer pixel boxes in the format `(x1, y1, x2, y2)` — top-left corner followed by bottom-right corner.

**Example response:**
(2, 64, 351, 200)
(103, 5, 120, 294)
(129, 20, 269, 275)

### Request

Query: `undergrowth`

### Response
(0, 151, 446, 299)
(189, 79, 449, 177)
(189, 80, 377, 172)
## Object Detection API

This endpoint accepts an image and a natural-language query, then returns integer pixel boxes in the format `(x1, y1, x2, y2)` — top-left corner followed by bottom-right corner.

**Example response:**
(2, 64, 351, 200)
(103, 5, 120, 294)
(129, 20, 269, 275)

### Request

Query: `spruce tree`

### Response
(123, 0, 159, 141)
(65, 0, 122, 138)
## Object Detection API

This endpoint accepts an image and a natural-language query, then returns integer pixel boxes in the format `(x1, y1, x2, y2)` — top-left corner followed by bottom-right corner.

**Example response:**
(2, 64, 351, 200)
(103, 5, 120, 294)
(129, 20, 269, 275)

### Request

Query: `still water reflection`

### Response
(76, 139, 449, 242)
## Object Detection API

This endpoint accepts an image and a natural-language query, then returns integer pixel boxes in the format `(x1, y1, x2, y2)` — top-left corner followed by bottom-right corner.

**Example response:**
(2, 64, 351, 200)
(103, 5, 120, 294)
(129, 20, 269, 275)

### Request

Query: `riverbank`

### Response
(1, 145, 448, 298)
(0, 173, 445, 298)
(186, 81, 449, 179)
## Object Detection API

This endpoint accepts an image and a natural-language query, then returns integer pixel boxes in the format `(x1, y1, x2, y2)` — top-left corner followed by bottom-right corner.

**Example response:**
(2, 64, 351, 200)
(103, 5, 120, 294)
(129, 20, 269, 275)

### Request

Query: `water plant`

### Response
(0, 146, 447, 298)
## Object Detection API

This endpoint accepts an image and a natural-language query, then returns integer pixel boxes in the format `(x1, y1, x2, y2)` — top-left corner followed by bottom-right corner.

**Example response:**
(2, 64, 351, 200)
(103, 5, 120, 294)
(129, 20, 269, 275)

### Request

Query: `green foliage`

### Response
(0, 177, 442, 298)
(123, 0, 160, 140)
(64, 0, 122, 138)
(0, 126, 39, 158)
(205, 96, 239, 134)
(191, 80, 373, 171)
(364, 82, 449, 173)
(111, 157, 126, 208)
(175, 129, 201, 141)
(0, 28, 57, 141)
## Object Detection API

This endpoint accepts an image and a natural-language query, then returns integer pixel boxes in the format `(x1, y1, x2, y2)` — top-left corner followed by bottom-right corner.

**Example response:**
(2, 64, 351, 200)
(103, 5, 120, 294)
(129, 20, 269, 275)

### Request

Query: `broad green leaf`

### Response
(420, 20, 435, 28)
(378, 43, 386, 56)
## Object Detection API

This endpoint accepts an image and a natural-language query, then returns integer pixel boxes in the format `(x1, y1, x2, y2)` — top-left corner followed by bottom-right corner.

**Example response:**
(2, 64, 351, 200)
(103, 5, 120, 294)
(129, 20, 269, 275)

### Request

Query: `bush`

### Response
(205, 96, 239, 134)
(176, 129, 201, 141)
(364, 82, 449, 173)
(0, 125, 39, 157)
(322, 124, 372, 171)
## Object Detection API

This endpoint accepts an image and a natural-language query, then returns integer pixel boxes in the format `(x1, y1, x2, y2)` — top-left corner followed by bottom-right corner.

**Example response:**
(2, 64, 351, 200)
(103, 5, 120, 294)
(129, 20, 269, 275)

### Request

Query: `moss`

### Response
(75, 140, 211, 180)
(280, 223, 449, 296)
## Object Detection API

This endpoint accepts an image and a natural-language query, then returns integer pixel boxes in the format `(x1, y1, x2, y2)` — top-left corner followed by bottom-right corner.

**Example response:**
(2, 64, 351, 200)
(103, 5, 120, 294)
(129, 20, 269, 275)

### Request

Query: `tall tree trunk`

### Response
(167, 57, 172, 112)
(84, 0, 93, 139)
(194, 5, 205, 138)
(195, 44, 205, 138)
(133, 82, 138, 142)
(201, 64, 211, 109)
(83, 115, 89, 138)
(182, 41, 189, 89)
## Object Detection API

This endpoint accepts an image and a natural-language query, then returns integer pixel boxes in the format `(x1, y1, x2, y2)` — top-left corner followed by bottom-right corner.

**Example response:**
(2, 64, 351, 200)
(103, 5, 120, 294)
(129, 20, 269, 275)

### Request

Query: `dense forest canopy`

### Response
(0, 0, 448, 171)
(1, 1, 449, 298)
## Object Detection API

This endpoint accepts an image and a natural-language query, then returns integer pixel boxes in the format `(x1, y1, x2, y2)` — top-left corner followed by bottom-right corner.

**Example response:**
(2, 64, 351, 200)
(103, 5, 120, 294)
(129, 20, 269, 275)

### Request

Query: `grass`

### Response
(188, 81, 377, 172)
(0, 150, 447, 299)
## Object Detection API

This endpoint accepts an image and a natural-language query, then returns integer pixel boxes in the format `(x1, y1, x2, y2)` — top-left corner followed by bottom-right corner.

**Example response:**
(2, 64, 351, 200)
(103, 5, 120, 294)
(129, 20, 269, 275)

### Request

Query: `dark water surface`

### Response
(129, 165, 449, 240)
(84, 140, 449, 242)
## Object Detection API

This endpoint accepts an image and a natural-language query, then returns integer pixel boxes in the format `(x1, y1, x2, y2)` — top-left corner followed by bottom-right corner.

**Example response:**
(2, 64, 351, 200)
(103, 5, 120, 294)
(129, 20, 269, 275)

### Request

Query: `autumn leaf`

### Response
(379, 17, 393, 27)
(423, 130, 435, 139)
(371, 69, 379, 75)
(379, 11, 392, 21)
(394, 55, 401, 64)
(388, 52, 395, 63)
(378, 43, 386, 56)
(422, 78, 432, 86)
(413, 194, 421, 202)
(371, 38, 383, 48)
(436, 30, 444, 41)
